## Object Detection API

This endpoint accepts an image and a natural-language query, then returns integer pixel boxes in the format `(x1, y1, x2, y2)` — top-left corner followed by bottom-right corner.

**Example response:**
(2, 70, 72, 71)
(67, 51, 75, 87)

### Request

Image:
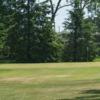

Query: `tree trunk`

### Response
(27, 0, 31, 61)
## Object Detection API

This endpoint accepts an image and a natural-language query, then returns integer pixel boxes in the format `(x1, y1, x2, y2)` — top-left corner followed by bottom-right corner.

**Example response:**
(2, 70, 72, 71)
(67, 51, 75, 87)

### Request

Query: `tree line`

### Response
(0, 0, 100, 63)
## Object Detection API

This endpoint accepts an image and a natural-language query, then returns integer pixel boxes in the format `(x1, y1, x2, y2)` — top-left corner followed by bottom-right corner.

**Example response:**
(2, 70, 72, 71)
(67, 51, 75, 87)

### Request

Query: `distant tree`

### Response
(62, 0, 97, 62)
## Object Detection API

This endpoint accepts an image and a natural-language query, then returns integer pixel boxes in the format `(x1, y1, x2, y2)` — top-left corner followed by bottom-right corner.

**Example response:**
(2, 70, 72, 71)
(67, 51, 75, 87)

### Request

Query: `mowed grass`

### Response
(0, 63, 100, 100)
(94, 57, 100, 62)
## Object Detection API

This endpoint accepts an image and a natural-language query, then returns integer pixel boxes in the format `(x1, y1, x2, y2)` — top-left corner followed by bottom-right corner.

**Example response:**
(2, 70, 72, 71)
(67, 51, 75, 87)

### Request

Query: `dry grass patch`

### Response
(0, 75, 83, 83)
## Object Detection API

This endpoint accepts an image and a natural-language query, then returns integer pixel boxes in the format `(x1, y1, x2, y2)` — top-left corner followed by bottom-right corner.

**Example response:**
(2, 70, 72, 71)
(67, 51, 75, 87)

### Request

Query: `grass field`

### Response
(0, 62, 100, 100)
(94, 57, 100, 62)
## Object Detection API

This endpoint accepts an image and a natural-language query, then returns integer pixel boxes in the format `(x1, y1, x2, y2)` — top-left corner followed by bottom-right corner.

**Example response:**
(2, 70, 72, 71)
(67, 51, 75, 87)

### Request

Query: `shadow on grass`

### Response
(58, 90, 100, 100)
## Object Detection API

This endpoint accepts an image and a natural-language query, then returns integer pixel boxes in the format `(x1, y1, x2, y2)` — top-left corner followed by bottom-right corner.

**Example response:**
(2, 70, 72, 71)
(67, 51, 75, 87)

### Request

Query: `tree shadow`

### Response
(58, 90, 100, 100)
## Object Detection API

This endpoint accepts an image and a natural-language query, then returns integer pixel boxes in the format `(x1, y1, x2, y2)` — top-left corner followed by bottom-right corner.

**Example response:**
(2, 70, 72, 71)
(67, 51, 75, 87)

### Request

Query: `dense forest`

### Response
(0, 0, 100, 63)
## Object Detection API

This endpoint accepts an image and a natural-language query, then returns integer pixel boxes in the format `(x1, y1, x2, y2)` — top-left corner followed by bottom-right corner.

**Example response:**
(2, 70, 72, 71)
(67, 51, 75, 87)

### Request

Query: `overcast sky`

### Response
(39, 0, 71, 32)
(53, 0, 71, 32)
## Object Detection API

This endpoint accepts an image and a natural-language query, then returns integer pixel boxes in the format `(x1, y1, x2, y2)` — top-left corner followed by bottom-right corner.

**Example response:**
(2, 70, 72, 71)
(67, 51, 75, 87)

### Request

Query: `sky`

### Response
(39, 0, 71, 32)
(53, 0, 71, 32)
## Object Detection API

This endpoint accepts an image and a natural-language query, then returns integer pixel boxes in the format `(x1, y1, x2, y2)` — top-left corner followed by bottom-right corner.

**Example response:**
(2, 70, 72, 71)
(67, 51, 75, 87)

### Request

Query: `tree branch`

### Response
(82, 1, 91, 10)
(58, 3, 73, 10)
(52, 0, 62, 21)
(49, 0, 54, 16)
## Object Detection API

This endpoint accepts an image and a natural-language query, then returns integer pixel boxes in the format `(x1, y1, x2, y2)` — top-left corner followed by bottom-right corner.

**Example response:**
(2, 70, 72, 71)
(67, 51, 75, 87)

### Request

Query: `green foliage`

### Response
(0, 0, 11, 60)
(0, 0, 99, 63)
(95, 42, 100, 56)
(33, 26, 63, 62)
(62, 0, 97, 62)
(0, 0, 62, 63)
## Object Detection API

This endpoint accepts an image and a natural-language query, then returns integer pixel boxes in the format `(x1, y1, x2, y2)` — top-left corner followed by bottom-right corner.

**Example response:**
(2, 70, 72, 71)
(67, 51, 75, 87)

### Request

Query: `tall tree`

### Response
(0, 0, 13, 59)
(4, 0, 62, 63)
(5, 0, 36, 62)
(62, 0, 97, 62)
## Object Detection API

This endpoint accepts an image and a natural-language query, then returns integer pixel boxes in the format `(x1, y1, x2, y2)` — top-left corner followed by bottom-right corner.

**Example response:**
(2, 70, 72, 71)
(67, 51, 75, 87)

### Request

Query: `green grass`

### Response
(94, 57, 100, 62)
(0, 62, 100, 100)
